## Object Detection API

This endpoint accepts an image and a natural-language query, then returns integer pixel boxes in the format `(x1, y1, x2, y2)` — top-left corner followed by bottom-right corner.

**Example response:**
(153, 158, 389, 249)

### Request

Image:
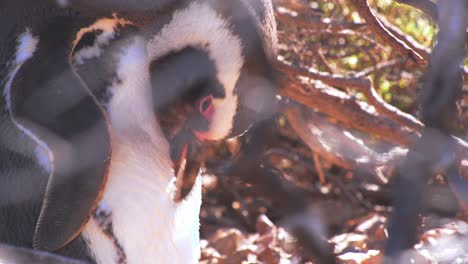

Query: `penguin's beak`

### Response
(156, 95, 210, 202)
(169, 125, 203, 202)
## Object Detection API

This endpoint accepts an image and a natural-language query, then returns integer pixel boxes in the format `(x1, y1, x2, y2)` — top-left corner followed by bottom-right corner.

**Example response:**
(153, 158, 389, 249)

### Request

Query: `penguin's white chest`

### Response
(82, 137, 202, 264)
(80, 37, 201, 264)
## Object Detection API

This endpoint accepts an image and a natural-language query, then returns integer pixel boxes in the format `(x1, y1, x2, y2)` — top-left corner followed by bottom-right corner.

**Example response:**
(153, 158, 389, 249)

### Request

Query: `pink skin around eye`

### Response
(194, 95, 214, 142)
(199, 95, 214, 122)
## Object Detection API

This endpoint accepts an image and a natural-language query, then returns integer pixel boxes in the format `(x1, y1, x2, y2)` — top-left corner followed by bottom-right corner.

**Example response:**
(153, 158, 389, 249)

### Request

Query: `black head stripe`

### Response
(150, 47, 224, 111)
(152, 47, 225, 141)
(72, 19, 139, 107)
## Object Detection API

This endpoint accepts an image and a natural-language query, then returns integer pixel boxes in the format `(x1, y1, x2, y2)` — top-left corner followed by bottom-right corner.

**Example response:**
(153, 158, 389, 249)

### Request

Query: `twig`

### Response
(378, 15, 431, 62)
(348, 0, 427, 65)
(275, 10, 366, 32)
(313, 154, 326, 184)
(355, 58, 405, 77)
(305, 29, 386, 51)
(364, 78, 424, 129)
(317, 48, 336, 73)
(275, 0, 324, 17)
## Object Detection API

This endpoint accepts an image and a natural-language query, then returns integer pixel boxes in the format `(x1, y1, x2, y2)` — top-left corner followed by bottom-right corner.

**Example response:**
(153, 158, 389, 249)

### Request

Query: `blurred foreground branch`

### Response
(385, 0, 467, 261)
(265, 0, 467, 261)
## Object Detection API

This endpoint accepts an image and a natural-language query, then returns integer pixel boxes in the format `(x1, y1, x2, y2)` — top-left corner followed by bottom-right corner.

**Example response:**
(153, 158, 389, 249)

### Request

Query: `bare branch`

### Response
(277, 60, 424, 131)
(361, 78, 424, 130)
(348, 0, 427, 65)
(279, 75, 417, 146)
(378, 15, 431, 62)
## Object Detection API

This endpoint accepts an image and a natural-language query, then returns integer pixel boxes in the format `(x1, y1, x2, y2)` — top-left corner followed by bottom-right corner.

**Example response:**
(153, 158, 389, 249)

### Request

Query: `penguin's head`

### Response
(150, 1, 276, 138)
(146, 1, 278, 200)
(70, 0, 278, 200)
(150, 46, 237, 193)
(149, 46, 233, 200)
(151, 46, 238, 145)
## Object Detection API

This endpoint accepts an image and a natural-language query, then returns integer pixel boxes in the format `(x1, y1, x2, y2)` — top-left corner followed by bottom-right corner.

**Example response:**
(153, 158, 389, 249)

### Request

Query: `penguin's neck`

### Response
(83, 124, 202, 264)
(81, 39, 201, 264)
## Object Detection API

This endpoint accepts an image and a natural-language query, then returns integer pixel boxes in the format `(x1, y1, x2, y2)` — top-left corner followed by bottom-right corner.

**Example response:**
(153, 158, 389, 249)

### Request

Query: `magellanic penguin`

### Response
(0, 0, 278, 263)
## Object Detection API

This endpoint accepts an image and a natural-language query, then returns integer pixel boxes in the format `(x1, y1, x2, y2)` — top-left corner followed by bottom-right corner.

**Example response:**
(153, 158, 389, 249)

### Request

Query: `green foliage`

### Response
(305, 0, 438, 112)
(371, 0, 436, 47)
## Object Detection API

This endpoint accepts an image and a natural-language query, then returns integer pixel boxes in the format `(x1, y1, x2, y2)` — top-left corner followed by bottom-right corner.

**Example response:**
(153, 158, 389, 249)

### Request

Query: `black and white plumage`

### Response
(0, 0, 277, 263)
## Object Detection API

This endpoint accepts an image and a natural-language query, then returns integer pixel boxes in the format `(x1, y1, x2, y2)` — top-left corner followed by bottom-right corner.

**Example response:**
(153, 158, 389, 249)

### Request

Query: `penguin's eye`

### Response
(199, 95, 214, 120)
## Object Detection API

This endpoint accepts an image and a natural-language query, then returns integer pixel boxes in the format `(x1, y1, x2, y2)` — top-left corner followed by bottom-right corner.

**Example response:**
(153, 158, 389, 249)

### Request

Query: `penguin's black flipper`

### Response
(9, 16, 111, 251)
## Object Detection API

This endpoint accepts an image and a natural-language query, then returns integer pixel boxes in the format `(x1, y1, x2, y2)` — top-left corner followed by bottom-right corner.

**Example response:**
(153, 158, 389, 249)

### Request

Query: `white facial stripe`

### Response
(72, 16, 133, 65)
(15, 29, 40, 64)
(3, 28, 54, 174)
(148, 2, 244, 140)
(107, 37, 160, 133)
